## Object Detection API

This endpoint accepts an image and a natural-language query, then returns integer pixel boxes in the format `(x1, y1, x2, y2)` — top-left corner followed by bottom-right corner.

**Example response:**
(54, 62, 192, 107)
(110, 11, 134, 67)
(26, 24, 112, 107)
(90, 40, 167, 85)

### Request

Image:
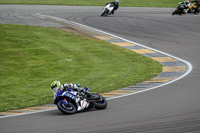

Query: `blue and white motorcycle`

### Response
(53, 89, 107, 114)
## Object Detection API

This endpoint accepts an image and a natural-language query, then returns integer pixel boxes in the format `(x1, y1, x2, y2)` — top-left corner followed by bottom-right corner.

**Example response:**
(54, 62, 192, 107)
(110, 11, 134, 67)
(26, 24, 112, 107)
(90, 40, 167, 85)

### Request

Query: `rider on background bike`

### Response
(106, 0, 119, 14)
(191, 0, 200, 4)
(178, 0, 190, 13)
(51, 81, 91, 100)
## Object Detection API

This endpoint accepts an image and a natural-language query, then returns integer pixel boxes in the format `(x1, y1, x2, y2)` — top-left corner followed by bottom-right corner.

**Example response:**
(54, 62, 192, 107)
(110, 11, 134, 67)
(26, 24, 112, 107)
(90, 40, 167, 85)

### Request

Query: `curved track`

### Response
(1, 5, 200, 133)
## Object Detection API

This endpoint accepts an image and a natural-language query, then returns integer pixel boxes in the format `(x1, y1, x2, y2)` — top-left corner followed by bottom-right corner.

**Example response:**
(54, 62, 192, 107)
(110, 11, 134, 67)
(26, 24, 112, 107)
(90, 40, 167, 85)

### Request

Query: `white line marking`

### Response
(0, 13, 193, 119)
(0, 108, 56, 119)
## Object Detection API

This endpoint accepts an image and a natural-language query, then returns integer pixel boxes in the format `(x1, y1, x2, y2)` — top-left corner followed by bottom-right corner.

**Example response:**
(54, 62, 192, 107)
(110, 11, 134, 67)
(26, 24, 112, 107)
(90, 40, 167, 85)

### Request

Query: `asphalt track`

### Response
(1, 5, 200, 133)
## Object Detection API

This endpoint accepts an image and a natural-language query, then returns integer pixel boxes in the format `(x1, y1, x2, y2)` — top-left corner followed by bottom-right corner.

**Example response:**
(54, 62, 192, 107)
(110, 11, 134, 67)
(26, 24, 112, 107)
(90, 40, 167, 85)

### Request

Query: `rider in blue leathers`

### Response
(51, 81, 91, 100)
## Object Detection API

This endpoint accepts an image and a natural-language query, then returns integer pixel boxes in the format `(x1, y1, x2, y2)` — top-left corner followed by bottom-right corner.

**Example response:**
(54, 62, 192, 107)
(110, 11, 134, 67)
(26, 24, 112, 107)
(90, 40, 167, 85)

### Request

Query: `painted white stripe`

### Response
(0, 14, 193, 119)
(0, 108, 56, 119)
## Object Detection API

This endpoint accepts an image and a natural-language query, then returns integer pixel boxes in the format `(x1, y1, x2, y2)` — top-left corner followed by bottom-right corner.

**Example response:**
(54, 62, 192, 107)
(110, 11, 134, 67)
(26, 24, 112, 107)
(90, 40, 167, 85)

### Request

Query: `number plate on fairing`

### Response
(62, 91, 77, 100)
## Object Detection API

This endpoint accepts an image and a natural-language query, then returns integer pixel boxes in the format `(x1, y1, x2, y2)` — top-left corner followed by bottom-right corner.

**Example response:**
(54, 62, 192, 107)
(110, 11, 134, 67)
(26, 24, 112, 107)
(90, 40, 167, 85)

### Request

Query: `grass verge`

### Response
(0, 0, 180, 7)
(0, 24, 162, 112)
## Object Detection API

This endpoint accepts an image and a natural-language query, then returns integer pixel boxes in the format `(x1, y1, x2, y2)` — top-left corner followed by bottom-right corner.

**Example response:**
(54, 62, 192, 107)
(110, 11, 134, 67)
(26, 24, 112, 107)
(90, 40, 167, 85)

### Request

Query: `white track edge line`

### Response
(0, 108, 56, 119)
(0, 13, 193, 119)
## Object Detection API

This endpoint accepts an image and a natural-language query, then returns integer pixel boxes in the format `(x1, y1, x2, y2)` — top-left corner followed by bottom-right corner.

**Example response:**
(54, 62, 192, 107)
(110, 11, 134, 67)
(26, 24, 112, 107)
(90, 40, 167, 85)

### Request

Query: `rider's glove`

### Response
(84, 87, 89, 91)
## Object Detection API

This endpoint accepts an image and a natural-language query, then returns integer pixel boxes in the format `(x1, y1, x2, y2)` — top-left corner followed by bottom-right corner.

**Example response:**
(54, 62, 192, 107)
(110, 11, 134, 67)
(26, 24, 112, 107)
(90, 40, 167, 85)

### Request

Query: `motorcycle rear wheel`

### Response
(57, 101, 77, 114)
(94, 96, 107, 109)
(194, 10, 199, 15)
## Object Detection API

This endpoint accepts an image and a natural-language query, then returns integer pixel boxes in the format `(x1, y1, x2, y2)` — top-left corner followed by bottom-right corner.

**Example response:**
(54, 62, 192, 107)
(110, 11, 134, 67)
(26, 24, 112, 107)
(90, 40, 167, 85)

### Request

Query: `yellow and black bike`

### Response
(188, 3, 200, 14)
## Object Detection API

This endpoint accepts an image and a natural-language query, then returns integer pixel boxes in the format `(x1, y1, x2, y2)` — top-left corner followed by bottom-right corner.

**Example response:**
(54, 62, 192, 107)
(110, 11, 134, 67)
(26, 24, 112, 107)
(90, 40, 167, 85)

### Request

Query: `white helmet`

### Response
(185, 0, 189, 4)
(64, 83, 79, 90)
(64, 83, 74, 89)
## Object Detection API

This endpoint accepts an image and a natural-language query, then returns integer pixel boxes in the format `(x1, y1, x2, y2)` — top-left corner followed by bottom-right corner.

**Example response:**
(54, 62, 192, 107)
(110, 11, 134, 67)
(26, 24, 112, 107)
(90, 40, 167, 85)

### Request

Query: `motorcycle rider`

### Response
(105, 0, 119, 14)
(191, 0, 200, 4)
(178, 0, 190, 13)
(51, 81, 91, 100)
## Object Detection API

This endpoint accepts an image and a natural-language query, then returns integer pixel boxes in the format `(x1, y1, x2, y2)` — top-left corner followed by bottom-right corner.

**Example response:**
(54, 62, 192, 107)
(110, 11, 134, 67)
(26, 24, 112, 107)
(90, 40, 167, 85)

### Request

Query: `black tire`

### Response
(194, 9, 199, 15)
(87, 102, 94, 110)
(101, 11, 105, 17)
(172, 9, 178, 15)
(94, 96, 107, 109)
(57, 101, 77, 114)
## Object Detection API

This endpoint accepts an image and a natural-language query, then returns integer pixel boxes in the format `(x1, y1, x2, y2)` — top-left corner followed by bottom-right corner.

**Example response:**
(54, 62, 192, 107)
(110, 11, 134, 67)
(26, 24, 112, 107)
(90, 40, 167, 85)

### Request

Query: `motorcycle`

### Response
(188, 3, 200, 14)
(53, 89, 107, 114)
(188, 3, 195, 13)
(172, 3, 187, 15)
(101, 3, 115, 17)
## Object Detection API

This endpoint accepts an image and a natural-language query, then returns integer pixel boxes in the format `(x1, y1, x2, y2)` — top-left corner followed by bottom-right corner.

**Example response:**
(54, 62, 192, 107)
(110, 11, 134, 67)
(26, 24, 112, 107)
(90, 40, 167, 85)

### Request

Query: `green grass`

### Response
(0, 0, 180, 7)
(0, 24, 162, 112)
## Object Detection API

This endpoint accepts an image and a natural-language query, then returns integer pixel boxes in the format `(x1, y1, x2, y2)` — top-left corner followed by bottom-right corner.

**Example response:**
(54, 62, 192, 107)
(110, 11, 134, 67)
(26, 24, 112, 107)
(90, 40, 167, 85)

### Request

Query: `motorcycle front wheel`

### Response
(57, 101, 77, 114)
(172, 9, 178, 15)
(101, 9, 109, 17)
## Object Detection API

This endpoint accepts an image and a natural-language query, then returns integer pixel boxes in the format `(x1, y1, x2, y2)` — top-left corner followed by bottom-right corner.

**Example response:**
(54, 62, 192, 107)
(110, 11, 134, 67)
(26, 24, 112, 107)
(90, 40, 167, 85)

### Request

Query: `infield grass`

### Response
(0, 24, 162, 111)
(0, 0, 180, 7)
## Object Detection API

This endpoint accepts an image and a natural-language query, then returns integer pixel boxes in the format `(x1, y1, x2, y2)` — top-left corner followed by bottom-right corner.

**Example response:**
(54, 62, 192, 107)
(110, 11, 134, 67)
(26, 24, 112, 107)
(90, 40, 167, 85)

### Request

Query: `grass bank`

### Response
(0, 24, 162, 111)
(0, 0, 180, 7)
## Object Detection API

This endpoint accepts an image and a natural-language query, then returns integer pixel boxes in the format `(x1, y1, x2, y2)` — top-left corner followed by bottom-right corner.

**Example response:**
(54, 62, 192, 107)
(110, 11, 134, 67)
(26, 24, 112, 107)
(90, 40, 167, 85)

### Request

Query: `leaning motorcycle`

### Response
(188, 3, 200, 14)
(101, 3, 114, 17)
(172, 3, 186, 15)
(53, 89, 107, 114)
(188, 3, 195, 13)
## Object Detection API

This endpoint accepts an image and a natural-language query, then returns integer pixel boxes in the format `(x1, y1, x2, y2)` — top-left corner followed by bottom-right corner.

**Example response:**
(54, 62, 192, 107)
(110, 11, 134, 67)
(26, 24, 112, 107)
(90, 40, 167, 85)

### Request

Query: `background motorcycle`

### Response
(188, 3, 195, 13)
(172, 3, 186, 15)
(54, 89, 107, 114)
(101, 3, 114, 17)
(188, 3, 200, 14)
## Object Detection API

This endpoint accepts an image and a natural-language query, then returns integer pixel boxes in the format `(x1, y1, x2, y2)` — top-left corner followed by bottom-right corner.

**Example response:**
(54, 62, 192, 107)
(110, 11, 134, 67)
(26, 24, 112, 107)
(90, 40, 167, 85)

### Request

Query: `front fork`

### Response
(60, 97, 68, 106)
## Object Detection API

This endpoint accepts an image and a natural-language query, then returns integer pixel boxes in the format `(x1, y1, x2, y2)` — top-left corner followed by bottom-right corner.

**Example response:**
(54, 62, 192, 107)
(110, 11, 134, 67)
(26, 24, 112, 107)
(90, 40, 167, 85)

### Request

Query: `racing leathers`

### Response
(63, 83, 91, 97)
(191, 0, 200, 5)
(106, 0, 119, 14)
(52, 82, 91, 101)
(178, 1, 190, 13)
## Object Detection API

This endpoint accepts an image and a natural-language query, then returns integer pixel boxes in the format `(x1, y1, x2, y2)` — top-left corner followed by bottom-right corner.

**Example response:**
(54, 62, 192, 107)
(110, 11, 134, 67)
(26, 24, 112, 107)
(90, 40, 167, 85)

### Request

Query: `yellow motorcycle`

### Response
(188, 3, 200, 14)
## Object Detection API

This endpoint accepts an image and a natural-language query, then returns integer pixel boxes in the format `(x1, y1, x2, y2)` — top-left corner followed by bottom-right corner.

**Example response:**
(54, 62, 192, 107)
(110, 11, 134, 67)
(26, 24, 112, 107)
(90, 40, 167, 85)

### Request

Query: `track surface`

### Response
(1, 5, 200, 133)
